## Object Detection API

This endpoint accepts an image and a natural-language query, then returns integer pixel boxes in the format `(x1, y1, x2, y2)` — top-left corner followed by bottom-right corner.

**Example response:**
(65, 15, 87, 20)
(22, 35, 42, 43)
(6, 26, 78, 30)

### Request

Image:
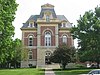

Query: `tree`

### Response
(0, 0, 18, 68)
(0, 38, 22, 68)
(71, 6, 100, 68)
(10, 38, 22, 68)
(50, 44, 75, 69)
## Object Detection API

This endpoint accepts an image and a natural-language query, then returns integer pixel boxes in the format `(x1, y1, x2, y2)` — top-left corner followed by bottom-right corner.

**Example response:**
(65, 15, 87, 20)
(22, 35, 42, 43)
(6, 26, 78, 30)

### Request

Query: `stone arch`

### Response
(27, 34, 35, 38)
(61, 33, 69, 38)
(42, 28, 54, 36)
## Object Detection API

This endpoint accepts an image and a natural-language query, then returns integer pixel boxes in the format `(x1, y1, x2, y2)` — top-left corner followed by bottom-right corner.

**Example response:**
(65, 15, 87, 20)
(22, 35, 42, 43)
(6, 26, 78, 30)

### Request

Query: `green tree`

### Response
(0, 0, 18, 68)
(0, 38, 22, 68)
(71, 6, 100, 68)
(10, 38, 22, 68)
(50, 44, 75, 69)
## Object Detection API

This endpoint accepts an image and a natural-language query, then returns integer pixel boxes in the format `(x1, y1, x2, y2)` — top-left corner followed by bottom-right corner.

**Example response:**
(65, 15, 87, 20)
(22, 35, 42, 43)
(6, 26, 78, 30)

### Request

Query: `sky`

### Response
(13, 0, 100, 47)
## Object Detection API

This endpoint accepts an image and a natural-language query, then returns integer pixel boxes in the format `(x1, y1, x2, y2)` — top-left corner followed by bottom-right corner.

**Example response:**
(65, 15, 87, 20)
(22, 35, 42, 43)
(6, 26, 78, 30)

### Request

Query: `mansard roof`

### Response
(21, 15, 69, 29)
(27, 15, 68, 22)
(57, 15, 68, 21)
(28, 15, 40, 21)
(21, 4, 70, 29)
(39, 8, 57, 18)
(41, 3, 54, 8)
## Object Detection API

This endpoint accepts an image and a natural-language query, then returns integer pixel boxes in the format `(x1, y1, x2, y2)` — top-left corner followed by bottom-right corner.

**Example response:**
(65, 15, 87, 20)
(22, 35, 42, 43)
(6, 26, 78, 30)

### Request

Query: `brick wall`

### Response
(58, 32, 72, 47)
(40, 26, 55, 46)
(23, 32, 37, 46)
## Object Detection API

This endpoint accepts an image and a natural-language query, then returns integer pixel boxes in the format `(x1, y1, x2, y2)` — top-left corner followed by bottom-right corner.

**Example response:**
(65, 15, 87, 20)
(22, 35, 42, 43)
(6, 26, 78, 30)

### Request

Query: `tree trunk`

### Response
(62, 63, 66, 69)
(97, 62, 99, 68)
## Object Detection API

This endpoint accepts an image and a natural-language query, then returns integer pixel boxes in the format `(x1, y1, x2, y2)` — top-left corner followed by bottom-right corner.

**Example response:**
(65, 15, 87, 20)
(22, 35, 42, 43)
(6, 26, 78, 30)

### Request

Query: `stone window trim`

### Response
(60, 33, 69, 38)
(42, 28, 54, 36)
(27, 34, 36, 38)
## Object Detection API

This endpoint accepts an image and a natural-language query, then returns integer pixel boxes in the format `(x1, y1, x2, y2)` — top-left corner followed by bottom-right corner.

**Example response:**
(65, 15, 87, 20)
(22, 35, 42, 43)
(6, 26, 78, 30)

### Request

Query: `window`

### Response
(28, 50, 33, 60)
(46, 15, 50, 22)
(62, 35, 67, 43)
(29, 22, 34, 27)
(45, 51, 51, 56)
(62, 23, 66, 27)
(45, 32, 51, 46)
(30, 23, 33, 27)
(28, 35, 33, 46)
(28, 64, 33, 68)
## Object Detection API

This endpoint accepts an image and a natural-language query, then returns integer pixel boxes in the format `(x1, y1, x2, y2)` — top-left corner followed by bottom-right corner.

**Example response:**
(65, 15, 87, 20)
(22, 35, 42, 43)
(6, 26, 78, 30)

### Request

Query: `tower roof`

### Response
(41, 3, 54, 8)
(40, 3, 56, 18)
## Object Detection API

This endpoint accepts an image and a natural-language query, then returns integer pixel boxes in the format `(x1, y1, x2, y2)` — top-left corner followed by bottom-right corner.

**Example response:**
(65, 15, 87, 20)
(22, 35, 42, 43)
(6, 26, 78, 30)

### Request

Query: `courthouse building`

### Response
(21, 3, 73, 68)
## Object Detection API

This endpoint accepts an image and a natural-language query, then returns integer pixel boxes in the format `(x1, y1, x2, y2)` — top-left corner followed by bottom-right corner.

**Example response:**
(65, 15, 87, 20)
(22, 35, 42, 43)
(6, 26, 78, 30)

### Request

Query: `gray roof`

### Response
(57, 15, 68, 21)
(21, 15, 39, 28)
(21, 4, 70, 29)
(40, 8, 57, 18)
(27, 15, 68, 21)
(28, 15, 40, 21)
(21, 15, 68, 29)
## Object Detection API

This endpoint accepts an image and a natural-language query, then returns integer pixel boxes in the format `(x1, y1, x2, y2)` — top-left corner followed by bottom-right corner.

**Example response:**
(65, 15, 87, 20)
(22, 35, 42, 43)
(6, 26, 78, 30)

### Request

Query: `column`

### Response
(55, 25, 59, 47)
(37, 24, 45, 68)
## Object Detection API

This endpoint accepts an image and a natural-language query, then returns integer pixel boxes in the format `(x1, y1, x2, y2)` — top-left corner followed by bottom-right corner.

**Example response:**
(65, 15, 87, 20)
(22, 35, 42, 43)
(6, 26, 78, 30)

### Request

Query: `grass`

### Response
(0, 68, 44, 75)
(54, 68, 93, 75)
(0, 68, 96, 75)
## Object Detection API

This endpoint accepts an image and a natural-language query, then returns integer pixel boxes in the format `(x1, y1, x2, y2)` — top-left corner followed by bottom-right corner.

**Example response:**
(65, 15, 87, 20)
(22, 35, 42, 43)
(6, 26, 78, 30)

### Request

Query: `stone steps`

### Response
(45, 63, 60, 69)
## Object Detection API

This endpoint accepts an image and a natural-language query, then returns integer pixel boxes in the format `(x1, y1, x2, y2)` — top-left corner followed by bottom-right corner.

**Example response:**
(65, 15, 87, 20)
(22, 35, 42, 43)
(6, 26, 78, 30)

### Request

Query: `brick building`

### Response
(21, 3, 73, 68)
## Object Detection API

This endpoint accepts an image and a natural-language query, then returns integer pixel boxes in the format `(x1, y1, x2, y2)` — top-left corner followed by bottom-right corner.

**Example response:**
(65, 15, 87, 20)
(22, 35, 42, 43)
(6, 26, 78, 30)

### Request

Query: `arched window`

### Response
(28, 35, 33, 46)
(45, 32, 51, 46)
(45, 51, 51, 56)
(62, 35, 67, 43)
(28, 50, 33, 60)
(46, 15, 50, 22)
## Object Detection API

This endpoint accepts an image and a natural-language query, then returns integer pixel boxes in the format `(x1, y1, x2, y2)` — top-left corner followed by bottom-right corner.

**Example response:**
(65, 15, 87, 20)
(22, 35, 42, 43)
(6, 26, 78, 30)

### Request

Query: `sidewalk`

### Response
(45, 68, 55, 75)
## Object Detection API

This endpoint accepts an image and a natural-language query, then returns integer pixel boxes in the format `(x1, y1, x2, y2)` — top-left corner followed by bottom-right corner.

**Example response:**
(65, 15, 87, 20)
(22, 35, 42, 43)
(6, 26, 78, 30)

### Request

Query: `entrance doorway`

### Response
(45, 51, 51, 64)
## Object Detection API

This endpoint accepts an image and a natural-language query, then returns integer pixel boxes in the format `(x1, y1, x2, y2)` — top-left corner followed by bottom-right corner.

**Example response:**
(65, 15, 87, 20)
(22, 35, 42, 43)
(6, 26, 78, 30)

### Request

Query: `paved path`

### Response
(45, 68, 55, 75)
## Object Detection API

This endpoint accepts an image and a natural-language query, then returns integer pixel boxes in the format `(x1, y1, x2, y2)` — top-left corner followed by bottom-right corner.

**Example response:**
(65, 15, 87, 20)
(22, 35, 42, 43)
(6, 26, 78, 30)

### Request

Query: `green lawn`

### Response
(54, 69, 93, 75)
(0, 68, 44, 75)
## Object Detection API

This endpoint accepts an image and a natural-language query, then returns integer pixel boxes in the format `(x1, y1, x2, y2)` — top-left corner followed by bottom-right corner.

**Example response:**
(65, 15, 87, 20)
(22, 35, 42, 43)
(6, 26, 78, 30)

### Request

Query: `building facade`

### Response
(21, 3, 73, 68)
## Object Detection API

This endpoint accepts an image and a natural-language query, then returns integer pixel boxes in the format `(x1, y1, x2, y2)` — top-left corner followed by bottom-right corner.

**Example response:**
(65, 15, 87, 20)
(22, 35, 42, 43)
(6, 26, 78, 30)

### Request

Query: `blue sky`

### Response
(13, 0, 100, 47)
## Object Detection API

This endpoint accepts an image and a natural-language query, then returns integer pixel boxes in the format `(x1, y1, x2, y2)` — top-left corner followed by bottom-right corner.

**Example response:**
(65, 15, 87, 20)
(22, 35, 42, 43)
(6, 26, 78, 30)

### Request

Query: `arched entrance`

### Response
(45, 51, 51, 64)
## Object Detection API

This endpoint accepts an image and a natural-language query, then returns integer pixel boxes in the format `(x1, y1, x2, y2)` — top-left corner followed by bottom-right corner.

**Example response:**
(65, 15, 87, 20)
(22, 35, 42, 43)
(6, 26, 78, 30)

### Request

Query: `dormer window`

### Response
(62, 23, 66, 27)
(28, 22, 34, 27)
(46, 15, 50, 22)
